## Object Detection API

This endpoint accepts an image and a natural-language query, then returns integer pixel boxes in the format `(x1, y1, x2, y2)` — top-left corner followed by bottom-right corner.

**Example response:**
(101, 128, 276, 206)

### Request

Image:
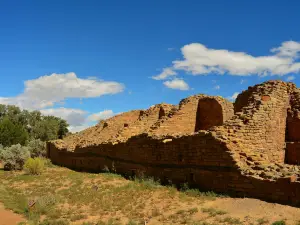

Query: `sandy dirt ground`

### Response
(0, 203, 25, 225)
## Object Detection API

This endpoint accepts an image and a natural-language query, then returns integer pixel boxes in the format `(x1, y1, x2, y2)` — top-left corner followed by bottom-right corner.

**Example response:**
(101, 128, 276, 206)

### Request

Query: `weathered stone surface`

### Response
(286, 142, 300, 165)
(195, 97, 234, 131)
(47, 80, 300, 205)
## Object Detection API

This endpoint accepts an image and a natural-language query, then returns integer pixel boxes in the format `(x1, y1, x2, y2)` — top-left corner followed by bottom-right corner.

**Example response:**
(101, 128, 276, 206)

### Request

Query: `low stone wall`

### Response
(47, 132, 300, 206)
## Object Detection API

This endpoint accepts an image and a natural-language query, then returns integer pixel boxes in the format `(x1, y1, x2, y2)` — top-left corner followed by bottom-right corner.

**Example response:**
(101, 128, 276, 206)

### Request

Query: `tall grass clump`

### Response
(24, 157, 45, 175)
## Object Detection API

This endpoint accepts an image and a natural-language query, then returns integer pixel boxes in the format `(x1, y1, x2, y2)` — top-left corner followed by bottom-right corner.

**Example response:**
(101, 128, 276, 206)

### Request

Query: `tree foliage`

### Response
(0, 117, 29, 147)
(27, 139, 47, 158)
(0, 104, 69, 146)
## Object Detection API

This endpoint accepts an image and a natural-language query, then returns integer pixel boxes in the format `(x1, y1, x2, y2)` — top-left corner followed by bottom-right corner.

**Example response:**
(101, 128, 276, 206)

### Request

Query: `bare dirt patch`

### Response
(0, 203, 25, 225)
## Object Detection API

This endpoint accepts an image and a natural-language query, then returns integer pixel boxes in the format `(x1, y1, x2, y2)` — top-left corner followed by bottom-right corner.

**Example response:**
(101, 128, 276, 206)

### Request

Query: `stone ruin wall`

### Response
(48, 80, 300, 205)
(195, 97, 234, 131)
(285, 89, 300, 164)
(224, 81, 292, 164)
(62, 110, 142, 150)
(47, 130, 300, 205)
(113, 103, 175, 142)
(149, 95, 234, 136)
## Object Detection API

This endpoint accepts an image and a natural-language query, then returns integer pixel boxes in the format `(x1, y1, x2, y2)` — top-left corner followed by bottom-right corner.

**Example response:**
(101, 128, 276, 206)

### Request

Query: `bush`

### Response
(27, 139, 46, 158)
(24, 158, 45, 175)
(0, 144, 30, 170)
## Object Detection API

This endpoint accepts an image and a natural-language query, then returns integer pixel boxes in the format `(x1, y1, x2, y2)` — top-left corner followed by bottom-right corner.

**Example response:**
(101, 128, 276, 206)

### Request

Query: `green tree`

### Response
(27, 139, 46, 157)
(58, 119, 69, 139)
(0, 104, 6, 118)
(32, 119, 58, 141)
(0, 104, 69, 143)
(0, 117, 29, 147)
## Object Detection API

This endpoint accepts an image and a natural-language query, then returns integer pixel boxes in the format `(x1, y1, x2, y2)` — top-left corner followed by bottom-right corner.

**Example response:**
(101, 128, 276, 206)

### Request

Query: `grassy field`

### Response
(1, 164, 300, 225)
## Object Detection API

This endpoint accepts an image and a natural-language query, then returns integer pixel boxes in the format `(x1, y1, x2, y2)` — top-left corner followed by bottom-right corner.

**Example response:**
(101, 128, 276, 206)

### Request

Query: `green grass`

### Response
(218, 217, 243, 224)
(272, 221, 286, 225)
(201, 207, 227, 217)
(257, 218, 269, 225)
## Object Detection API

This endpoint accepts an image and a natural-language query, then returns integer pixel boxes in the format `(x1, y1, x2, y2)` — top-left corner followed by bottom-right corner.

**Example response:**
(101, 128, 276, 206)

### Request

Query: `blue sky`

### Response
(0, 0, 300, 131)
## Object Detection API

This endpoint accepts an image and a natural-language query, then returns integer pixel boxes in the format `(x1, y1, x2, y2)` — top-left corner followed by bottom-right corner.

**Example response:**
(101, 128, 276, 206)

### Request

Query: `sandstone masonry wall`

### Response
(62, 110, 142, 150)
(48, 131, 300, 205)
(48, 80, 300, 206)
(285, 89, 300, 164)
(150, 95, 233, 136)
(221, 81, 292, 164)
(113, 104, 175, 142)
(195, 97, 234, 131)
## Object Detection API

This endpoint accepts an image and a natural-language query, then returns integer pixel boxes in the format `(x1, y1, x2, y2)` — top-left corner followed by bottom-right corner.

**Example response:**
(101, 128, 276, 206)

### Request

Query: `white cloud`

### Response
(271, 41, 300, 58)
(159, 41, 300, 77)
(0, 72, 124, 110)
(87, 110, 115, 122)
(214, 85, 220, 90)
(40, 107, 87, 126)
(68, 124, 91, 133)
(286, 75, 295, 81)
(163, 78, 190, 91)
(227, 92, 239, 101)
(40, 108, 116, 133)
(152, 68, 177, 80)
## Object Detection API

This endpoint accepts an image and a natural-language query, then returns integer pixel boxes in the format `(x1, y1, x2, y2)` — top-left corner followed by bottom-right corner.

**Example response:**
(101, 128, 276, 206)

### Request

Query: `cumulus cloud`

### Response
(152, 68, 177, 80)
(163, 78, 190, 91)
(0, 72, 124, 110)
(227, 92, 239, 101)
(40, 108, 117, 132)
(87, 110, 115, 122)
(158, 41, 300, 77)
(286, 76, 295, 81)
(68, 124, 91, 133)
(40, 107, 87, 127)
(270, 41, 300, 58)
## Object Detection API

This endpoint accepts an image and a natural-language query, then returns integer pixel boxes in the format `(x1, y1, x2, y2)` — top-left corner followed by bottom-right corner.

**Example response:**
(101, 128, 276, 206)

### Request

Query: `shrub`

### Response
(24, 158, 45, 175)
(0, 144, 30, 170)
(27, 139, 46, 158)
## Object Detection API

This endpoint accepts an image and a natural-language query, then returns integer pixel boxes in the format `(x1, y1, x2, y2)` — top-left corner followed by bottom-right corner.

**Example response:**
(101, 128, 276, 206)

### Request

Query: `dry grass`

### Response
(0, 164, 300, 225)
